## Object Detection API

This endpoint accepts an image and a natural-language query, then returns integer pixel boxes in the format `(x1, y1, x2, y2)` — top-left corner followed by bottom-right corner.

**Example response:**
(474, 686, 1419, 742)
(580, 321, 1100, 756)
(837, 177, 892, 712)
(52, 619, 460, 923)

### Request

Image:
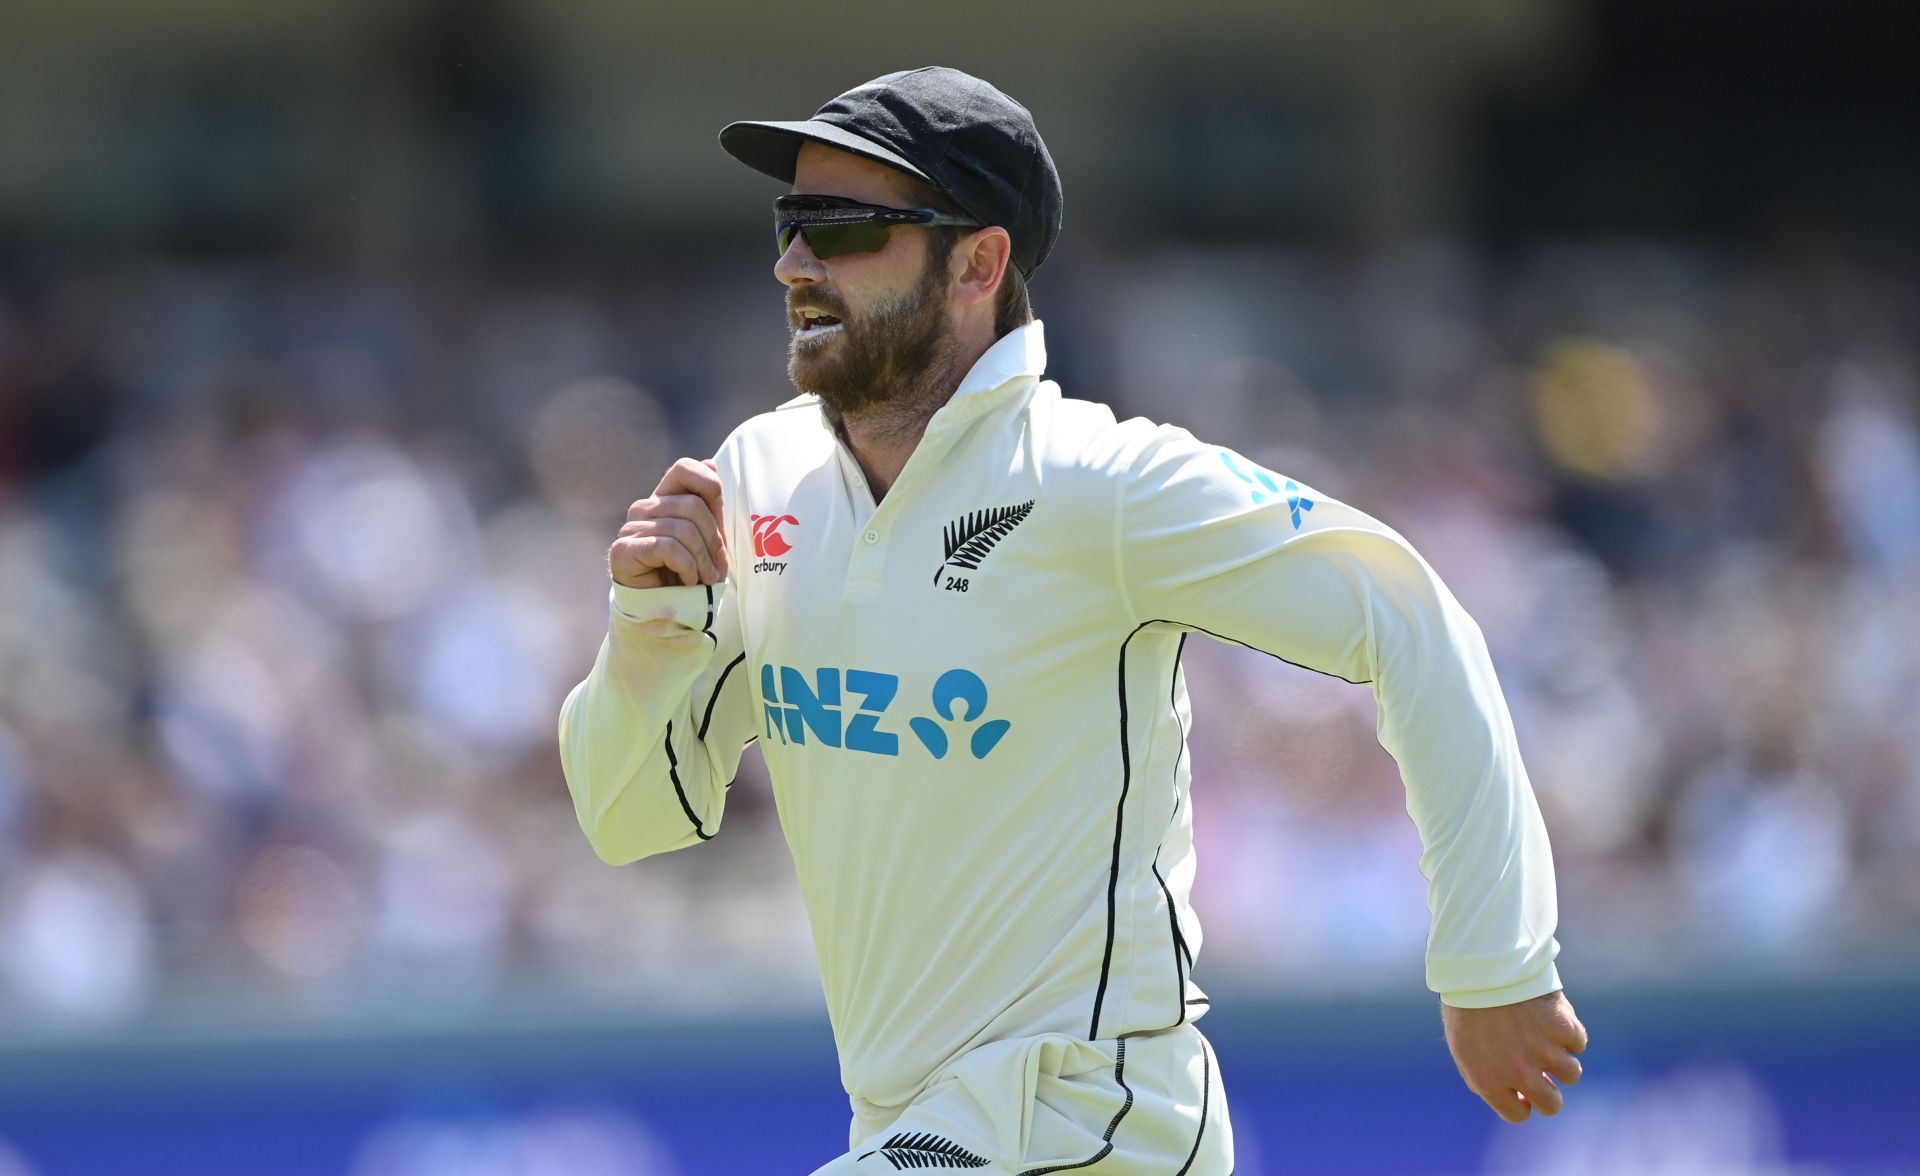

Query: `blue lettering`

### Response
(755, 664, 1005, 761)
(760, 663, 787, 744)
(779, 666, 841, 747)
(844, 669, 900, 756)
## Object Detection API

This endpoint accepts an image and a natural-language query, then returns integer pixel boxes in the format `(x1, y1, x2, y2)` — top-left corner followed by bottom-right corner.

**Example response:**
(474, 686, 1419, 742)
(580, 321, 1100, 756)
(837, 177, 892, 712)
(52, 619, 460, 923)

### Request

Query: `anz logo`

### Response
(758, 665, 1012, 760)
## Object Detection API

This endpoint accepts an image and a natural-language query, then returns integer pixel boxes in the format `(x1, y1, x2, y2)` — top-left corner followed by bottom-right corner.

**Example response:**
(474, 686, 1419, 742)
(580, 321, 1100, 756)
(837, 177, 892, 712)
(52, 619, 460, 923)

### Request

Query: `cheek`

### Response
(826, 250, 921, 313)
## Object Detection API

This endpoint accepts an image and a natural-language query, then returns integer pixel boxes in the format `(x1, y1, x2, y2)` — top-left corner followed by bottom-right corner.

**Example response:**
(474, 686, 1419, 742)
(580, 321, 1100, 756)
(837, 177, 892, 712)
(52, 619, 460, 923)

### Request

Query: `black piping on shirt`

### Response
(1174, 1032, 1215, 1176)
(1017, 1037, 1136, 1176)
(1090, 621, 1156, 1041)
(662, 722, 715, 841)
(1093, 616, 1364, 1043)
(698, 653, 748, 740)
(1149, 632, 1193, 1029)
(1177, 619, 1371, 686)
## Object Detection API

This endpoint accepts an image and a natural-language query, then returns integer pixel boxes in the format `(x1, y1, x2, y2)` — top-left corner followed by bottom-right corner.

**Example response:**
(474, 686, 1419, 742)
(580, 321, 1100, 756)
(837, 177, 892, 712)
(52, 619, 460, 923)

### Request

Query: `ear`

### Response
(949, 227, 1013, 311)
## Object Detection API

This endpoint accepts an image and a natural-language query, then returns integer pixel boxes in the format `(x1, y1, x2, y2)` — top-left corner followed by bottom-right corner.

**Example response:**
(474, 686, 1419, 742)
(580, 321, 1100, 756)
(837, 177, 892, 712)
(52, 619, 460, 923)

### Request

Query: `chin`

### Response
(786, 353, 839, 400)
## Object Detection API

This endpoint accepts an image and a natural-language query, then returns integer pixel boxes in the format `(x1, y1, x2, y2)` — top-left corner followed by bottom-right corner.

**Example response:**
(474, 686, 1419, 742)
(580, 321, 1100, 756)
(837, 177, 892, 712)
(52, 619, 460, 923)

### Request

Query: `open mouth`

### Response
(795, 307, 844, 340)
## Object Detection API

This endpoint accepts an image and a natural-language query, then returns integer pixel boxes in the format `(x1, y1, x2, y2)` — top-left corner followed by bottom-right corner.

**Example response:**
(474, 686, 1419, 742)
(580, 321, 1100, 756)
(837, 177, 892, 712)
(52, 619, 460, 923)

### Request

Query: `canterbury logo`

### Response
(856, 1132, 989, 1170)
(750, 513, 798, 557)
(933, 500, 1033, 586)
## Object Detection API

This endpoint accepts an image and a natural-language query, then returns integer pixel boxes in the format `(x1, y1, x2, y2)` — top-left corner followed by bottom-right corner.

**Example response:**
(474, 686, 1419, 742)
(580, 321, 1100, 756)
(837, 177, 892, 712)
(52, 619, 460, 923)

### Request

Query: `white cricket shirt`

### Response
(559, 321, 1561, 1111)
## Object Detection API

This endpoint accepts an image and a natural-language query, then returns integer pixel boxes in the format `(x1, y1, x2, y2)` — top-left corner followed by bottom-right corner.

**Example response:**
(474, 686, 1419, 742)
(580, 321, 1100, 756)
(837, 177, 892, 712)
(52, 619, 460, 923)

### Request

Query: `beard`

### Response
(785, 248, 957, 418)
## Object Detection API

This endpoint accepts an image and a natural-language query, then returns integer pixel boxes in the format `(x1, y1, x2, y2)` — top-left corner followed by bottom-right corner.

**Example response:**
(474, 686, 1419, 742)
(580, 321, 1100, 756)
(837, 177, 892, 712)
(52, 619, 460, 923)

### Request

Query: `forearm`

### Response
(1365, 557, 1560, 1006)
(558, 585, 731, 864)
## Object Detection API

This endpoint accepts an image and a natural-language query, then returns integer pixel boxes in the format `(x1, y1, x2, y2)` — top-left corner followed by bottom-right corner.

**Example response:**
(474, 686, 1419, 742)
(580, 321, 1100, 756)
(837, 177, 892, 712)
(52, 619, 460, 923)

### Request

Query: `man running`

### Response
(559, 66, 1586, 1174)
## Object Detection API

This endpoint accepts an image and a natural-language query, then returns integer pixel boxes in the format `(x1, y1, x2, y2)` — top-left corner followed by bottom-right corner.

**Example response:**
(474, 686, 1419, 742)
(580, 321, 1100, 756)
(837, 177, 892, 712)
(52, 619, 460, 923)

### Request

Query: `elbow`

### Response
(581, 807, 658, 866)
(559, 733, 705, 865)
(571, 788, 653, 866)
(584, 817, 693, 866)
(587, 829, 645, 867)
(571, 776, 677, 866)
(560, 756, 650, 866)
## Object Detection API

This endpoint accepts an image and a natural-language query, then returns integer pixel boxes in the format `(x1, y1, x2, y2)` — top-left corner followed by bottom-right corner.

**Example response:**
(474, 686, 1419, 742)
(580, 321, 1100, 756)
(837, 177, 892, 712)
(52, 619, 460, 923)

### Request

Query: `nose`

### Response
(775, 231, 826, 287)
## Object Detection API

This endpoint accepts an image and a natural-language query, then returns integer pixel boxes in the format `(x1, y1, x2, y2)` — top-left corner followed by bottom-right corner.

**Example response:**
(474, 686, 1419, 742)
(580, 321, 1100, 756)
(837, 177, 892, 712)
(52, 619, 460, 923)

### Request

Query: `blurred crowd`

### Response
(1, 233, 1916, 1030)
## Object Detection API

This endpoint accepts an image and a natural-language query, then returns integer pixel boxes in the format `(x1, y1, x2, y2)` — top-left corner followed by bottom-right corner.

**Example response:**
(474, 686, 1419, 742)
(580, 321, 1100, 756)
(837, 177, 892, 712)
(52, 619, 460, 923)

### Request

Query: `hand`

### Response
(1441, 989, 1588, 1123)
(608, 458, 729, 589)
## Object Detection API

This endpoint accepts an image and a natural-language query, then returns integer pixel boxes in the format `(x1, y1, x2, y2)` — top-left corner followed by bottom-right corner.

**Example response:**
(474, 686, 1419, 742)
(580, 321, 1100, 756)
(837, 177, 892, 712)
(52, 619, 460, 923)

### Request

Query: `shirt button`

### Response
(863, 530, 880, 545)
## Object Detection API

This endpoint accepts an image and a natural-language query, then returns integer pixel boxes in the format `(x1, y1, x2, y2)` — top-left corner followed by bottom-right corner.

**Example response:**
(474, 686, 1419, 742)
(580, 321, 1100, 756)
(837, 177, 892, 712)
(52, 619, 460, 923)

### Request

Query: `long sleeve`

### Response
(558, 575, 756, 865)
(1110, 422, 1561, 1007)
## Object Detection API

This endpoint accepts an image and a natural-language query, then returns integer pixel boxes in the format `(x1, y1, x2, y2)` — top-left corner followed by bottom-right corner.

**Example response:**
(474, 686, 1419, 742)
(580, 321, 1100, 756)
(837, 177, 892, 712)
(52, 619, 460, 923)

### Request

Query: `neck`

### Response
(823, 398, 938, 503)
(825, 322, 997, 502)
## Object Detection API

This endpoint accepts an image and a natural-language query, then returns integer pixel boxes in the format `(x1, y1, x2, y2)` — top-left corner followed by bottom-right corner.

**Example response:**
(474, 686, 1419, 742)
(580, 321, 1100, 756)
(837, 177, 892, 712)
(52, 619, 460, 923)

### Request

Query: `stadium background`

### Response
(1, 1, 1916, 1171)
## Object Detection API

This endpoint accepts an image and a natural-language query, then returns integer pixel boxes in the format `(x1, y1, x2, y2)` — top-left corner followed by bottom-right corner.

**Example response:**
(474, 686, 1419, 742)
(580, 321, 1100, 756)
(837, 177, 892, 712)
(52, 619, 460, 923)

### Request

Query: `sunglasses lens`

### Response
(774, 218, 894, 260)
(807, 222, 891, 259)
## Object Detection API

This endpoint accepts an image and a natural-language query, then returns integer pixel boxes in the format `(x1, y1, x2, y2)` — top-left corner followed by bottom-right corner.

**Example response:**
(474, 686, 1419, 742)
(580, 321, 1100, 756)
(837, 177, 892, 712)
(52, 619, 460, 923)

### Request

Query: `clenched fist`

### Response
(609, 458, 730, 589)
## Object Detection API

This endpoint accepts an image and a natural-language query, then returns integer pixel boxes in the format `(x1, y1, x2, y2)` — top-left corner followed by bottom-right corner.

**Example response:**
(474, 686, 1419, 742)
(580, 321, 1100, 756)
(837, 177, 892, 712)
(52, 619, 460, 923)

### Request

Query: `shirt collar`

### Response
(935, 319, 1047, 423)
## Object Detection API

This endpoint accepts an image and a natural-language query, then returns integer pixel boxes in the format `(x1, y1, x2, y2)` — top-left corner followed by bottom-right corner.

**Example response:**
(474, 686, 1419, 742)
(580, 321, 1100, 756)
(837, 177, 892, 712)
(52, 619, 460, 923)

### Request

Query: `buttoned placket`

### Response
(824, 323, 1047, 602)
(837, 409, 968, 603)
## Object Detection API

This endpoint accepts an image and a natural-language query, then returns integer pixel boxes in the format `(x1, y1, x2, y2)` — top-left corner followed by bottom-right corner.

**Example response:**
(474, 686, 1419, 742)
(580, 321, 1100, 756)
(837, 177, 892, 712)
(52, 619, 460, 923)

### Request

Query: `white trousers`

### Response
(809, 1022, 1232, 1175)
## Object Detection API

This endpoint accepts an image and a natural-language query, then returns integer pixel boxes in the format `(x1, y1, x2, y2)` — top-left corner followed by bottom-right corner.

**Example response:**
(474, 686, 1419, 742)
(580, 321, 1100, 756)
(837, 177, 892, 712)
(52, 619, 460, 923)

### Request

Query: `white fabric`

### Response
(811, 1023, 1229, 1175)
(558, 319, 1560, 1124)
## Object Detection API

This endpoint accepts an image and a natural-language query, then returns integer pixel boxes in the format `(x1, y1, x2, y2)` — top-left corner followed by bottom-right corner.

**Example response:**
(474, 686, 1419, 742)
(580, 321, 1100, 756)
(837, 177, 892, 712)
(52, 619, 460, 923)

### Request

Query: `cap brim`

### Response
(719, 119, 932, 186)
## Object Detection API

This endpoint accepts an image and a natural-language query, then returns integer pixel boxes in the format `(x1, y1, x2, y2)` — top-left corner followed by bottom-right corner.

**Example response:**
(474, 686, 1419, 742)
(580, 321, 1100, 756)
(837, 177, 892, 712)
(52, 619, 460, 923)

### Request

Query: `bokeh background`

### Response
(2, 1, 1917, 1172)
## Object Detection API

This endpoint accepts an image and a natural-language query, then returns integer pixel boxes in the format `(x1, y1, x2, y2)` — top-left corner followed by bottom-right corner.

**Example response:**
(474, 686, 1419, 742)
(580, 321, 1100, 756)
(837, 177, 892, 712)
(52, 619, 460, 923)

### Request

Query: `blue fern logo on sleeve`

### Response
(1220, 450, 1315, 529)
(1282, 479, 1315, 529)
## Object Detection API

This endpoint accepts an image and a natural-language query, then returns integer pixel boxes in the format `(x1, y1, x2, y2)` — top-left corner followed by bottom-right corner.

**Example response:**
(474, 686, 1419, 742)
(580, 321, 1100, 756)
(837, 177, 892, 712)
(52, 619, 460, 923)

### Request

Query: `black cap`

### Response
(720, 67, 1063, 279)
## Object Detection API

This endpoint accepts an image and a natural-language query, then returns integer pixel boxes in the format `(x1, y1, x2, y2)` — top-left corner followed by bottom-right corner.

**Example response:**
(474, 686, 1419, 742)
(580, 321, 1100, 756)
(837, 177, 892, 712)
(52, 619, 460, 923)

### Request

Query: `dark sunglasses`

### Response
(774, 195, 981, 260)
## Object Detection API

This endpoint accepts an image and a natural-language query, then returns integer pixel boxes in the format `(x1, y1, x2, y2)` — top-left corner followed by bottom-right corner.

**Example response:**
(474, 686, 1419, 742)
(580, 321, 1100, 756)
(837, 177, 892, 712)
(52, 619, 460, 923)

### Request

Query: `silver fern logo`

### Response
(933, 500, 1034, 591)
(856, 1132, 990, 1170)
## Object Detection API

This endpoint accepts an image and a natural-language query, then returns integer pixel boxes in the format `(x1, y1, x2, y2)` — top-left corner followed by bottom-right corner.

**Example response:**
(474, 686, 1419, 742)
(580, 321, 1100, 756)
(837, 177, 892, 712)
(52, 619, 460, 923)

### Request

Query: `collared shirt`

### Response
(559, 320, 1561, 1109)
